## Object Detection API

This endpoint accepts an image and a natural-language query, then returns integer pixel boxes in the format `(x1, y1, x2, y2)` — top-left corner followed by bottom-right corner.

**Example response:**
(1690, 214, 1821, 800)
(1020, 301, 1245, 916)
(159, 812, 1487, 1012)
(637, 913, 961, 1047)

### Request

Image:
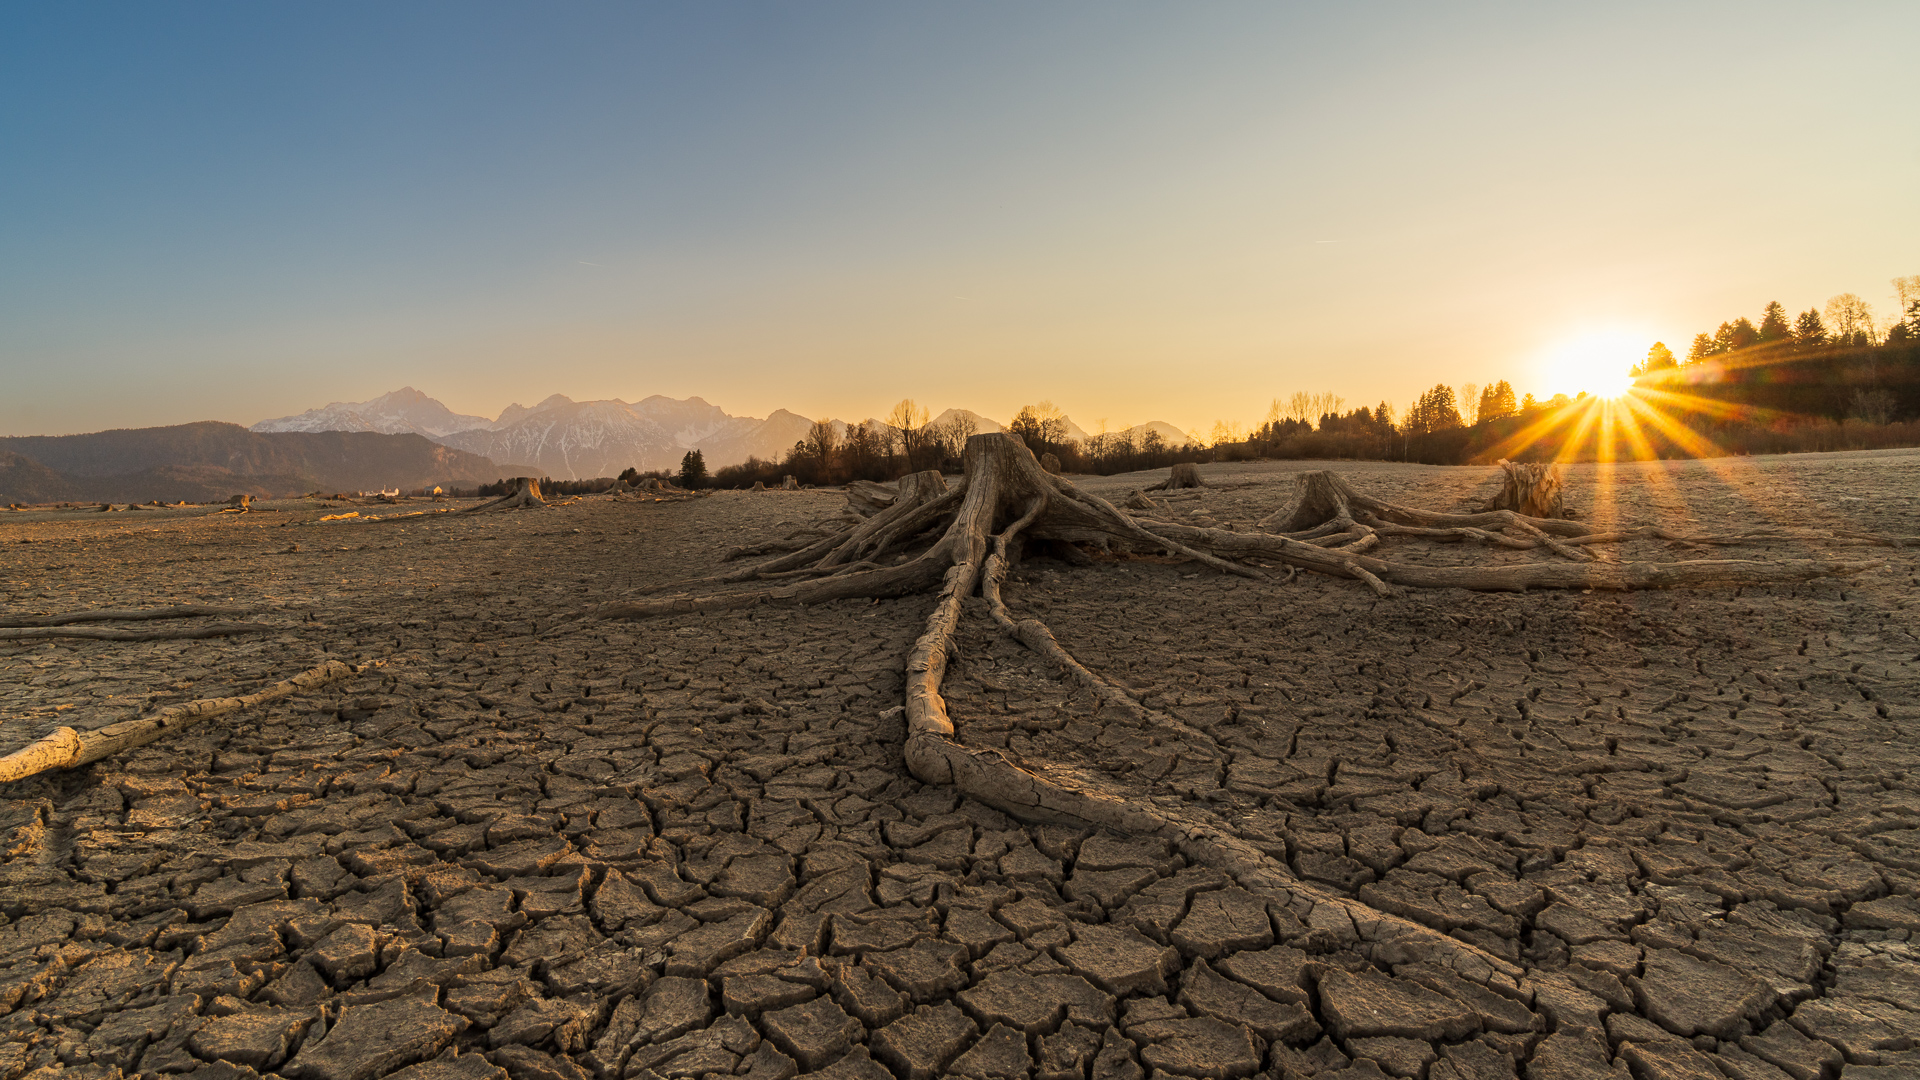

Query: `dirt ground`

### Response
(1, 450, 1916, 1080)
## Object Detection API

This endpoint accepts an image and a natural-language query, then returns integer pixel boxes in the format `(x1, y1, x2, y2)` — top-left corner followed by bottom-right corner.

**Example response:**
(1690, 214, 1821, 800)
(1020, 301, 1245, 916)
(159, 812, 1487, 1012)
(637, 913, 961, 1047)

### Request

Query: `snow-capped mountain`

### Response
(430, 395, 843, 479)
(249, 387, 494, 440)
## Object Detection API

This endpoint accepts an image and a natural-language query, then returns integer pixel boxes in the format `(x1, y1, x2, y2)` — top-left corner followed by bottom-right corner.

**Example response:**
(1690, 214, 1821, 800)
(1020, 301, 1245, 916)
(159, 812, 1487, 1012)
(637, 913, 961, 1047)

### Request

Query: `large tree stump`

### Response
(781, 475, 799, 491)
(1146, 462, 1203, 491)
(1478, 460, 1565, 519)
(465, 477, 546, 512)
(1039, 452, 1063, 475)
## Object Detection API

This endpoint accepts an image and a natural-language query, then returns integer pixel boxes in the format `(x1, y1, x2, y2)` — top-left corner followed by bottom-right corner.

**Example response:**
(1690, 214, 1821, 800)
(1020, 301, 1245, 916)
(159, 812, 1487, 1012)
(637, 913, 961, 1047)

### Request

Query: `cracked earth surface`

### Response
(2, 450, 1917, 1080)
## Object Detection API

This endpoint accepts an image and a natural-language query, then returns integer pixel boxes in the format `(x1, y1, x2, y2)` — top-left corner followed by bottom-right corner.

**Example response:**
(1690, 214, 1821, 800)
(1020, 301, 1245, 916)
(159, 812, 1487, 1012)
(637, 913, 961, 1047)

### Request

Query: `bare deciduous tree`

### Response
(886, 399, 930, 470)
(1824, 294, 1877, 345)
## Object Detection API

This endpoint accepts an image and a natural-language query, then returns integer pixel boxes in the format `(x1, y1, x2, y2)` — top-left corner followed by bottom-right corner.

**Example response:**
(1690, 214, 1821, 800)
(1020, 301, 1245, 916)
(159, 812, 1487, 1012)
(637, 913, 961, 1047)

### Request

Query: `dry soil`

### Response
(1, 451, 1917, 1080)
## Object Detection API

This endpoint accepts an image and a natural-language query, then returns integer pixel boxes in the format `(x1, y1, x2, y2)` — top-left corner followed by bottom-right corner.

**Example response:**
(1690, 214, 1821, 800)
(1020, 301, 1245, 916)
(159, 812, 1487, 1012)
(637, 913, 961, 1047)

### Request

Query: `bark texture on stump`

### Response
(1478, 460, 1565, 519)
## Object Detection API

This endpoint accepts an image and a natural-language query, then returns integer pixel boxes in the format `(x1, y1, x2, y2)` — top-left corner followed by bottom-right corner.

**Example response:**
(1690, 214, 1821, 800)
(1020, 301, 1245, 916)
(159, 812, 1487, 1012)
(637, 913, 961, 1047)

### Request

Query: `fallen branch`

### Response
(0, 622, 273, 642)
(0, 605, 251, 629)
(0, 660, 362, 783)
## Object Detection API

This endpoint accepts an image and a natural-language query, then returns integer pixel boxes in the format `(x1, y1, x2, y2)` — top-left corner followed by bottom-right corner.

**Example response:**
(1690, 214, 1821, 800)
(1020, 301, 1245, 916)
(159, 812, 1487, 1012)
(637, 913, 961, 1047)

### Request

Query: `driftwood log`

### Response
(0, 660, 361, 783)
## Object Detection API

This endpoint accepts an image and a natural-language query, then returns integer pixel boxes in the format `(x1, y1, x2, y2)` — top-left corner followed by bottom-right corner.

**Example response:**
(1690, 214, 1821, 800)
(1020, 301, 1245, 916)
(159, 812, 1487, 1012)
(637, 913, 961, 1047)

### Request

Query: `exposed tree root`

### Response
(0, 605, 251, 629)
(0, 660, 362, 783)
(561, 433, 1886, 985)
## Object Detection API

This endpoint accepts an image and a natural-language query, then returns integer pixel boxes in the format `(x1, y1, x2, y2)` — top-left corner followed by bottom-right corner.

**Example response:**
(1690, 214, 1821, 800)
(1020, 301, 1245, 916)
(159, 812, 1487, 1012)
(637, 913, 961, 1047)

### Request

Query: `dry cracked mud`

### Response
(2, 450, 1917, 1080)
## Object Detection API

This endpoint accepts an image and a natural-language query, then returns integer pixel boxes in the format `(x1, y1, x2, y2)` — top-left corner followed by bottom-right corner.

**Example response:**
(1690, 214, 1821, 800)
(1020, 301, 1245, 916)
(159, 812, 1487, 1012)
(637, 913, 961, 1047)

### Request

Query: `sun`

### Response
(1536, 329, 1645, 400)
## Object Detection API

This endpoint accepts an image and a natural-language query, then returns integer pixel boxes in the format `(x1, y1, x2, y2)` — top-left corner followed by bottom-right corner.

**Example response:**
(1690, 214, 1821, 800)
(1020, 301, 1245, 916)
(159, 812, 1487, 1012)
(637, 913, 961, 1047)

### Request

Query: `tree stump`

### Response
(1477, 460, 1565, 519)
(750, 480, 767, 491)
(1146, 463, 1203, 491)
(465, 477, 546, 512)
(1040, 452, 1063, 475)
(781, 475, 799, 490)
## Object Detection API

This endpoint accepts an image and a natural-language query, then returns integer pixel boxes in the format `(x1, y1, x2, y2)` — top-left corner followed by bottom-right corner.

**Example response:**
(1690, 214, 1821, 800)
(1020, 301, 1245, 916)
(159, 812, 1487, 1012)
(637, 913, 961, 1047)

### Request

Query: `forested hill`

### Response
(0, 422, 513, 503)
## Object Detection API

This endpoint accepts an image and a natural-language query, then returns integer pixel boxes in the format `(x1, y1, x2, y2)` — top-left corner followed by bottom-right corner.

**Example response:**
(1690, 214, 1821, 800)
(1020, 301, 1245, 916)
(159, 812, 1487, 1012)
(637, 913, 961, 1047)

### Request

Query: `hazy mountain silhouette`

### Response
(0, 423, 512, 503)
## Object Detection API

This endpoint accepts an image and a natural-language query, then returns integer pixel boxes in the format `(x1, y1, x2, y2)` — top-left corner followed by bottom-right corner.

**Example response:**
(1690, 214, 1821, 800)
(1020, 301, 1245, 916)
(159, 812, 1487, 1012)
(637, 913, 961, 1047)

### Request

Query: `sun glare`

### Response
(1537, 330, 1644, 400)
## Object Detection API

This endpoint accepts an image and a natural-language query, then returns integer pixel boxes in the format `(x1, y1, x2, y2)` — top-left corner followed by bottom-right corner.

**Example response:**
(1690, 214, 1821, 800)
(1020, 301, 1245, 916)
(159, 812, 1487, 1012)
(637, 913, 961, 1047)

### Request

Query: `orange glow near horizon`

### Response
(1534, 329, 1645, 400)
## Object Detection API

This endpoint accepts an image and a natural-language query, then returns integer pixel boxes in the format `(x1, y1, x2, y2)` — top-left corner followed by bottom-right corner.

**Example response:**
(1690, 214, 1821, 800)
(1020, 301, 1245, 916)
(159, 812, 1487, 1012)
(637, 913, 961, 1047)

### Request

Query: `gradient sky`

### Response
(3, 2, 1916, 438)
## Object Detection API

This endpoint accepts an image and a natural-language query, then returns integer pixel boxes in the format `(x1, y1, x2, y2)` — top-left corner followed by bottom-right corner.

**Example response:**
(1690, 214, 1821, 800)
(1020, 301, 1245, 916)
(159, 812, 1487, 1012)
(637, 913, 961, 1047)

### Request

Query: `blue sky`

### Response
(3, 2, 1915, 435)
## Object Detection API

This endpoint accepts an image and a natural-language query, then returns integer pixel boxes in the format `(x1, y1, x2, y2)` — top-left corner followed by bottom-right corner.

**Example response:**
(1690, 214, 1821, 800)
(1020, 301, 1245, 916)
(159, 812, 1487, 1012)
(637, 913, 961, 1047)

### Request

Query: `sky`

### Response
(2, 2, 1916, 438)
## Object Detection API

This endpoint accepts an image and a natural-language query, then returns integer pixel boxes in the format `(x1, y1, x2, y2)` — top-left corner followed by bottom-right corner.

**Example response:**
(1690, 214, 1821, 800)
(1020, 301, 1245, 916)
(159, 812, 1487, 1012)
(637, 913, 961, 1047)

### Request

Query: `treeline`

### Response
(707, 401, 1219, 488)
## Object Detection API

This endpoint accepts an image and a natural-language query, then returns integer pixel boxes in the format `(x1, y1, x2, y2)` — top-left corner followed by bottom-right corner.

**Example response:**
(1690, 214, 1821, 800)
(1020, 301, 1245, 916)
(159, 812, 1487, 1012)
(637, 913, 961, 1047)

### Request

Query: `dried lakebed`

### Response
(1, 450, 1917, 1080)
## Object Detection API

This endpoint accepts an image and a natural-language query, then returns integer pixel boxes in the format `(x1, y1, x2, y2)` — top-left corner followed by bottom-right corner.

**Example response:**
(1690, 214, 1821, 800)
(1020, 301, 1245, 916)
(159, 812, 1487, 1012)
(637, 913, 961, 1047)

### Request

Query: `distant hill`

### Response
(0, 422, 512, 503)
(0, 450, 79, 504)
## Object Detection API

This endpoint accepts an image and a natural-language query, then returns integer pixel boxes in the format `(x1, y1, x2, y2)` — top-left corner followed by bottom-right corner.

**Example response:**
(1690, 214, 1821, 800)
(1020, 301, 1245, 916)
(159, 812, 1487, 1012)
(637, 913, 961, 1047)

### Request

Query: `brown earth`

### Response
(2, 451, 1917, 1080)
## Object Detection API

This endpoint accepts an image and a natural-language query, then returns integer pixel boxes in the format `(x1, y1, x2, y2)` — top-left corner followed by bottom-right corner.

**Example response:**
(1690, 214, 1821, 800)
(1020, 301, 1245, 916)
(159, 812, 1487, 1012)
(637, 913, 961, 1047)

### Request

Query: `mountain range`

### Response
(251, 389, 1190, 480)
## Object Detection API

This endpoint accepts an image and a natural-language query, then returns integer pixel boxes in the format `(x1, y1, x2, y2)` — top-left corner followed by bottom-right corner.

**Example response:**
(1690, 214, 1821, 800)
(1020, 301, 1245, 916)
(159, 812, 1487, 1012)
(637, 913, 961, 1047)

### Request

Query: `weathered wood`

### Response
(1145, 462, 1203, 491)
(1478, 459, 1564, 518)
(465, 477, 546, 512)
(0, 605, 251, 629)
(0, 660, 360, 783)
(0, 621, 272, 643)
